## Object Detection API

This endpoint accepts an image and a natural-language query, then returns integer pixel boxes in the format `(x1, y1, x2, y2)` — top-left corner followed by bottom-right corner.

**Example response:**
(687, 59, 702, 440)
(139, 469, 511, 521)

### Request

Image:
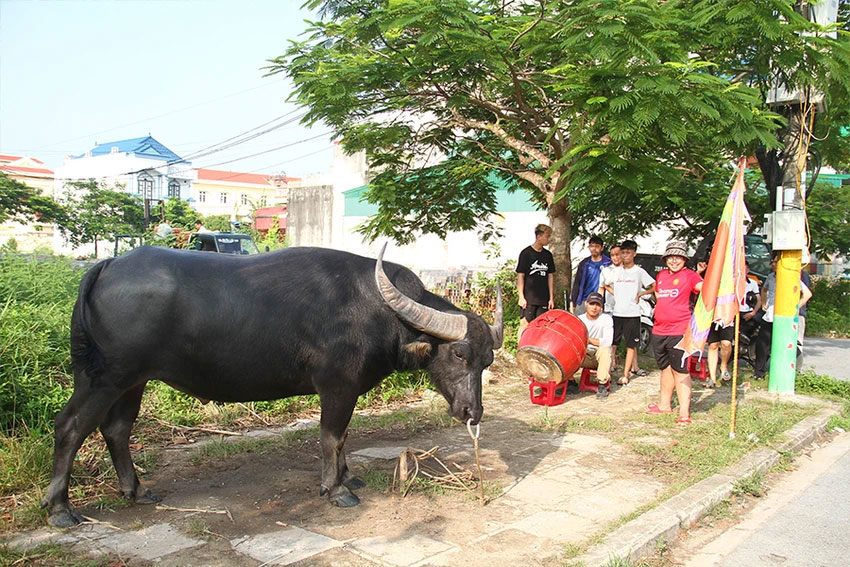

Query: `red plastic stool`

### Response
(528, 379, 568, 406)
(687, 355, 709, 381)
(579, 368, 611, 393)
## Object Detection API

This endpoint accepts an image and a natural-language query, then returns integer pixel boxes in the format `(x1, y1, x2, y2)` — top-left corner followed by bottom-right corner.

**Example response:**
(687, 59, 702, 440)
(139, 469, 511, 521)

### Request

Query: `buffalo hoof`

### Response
(47, 509, 84, 528)
(328, 485, 360, 508)
(134, 489, 162, 505)
(343, 476, 366, 491)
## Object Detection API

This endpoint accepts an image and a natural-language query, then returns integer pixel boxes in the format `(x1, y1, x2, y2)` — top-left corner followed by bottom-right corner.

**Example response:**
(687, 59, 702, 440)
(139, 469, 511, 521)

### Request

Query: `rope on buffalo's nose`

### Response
(467, 418, 485, 505)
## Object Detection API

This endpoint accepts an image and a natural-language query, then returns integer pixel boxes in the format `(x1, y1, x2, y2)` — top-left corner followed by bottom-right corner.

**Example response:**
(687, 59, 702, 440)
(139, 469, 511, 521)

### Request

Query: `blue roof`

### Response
(86, 136, 183, 162)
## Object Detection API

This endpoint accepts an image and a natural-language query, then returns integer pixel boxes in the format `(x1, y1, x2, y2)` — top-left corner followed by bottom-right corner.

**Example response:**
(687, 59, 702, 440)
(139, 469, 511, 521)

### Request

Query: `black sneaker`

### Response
(596, 384, 609, 399)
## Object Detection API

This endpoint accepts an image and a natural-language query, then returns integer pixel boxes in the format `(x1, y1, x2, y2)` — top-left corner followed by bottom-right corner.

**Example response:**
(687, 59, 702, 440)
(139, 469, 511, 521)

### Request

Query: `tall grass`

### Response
(0, 256, 80, 433)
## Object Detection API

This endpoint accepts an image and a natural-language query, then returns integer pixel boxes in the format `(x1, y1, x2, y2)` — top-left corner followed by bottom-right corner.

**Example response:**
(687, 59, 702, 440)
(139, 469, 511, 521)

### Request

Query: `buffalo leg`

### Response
(42, 385, 123, 528)
(318, 393, 360, 507)
(99, 384, 160, 505)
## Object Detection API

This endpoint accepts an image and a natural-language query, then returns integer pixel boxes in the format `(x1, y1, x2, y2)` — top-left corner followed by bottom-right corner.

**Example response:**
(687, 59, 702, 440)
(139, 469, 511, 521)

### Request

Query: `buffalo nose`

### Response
(463, 405, 483, 425)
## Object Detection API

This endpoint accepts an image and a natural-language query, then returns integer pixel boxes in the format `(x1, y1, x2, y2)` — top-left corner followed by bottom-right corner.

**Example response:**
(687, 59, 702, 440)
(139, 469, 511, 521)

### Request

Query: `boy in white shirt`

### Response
(600, 239, 655, 386)
(577, 292, 614, 398)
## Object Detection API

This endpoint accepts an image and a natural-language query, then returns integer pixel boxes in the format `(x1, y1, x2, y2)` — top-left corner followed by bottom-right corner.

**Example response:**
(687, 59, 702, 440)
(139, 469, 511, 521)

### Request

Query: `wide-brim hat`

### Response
(662, 241, 689, 260)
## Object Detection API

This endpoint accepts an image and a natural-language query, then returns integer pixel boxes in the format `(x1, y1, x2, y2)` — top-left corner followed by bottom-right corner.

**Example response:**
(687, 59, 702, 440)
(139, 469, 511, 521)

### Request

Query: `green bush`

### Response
(0, 256, 81, 433)
(795, 370, 850, 401)
(807, 277, 850, 338)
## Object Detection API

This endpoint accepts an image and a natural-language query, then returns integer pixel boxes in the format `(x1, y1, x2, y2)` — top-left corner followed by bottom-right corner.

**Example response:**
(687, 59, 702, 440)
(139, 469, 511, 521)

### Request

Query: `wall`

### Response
(287, 184, 334, 248)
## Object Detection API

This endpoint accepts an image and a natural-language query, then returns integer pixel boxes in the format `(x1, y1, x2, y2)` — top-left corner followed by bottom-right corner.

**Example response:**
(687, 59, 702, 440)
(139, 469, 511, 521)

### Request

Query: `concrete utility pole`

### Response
(765, 0, 839, 393)
(767, 108, 808, 394)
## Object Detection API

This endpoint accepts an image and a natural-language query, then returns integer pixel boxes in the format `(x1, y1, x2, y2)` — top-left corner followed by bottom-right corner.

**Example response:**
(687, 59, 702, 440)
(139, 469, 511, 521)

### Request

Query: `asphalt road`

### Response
(686, 434, 850, 567)
(801, 337, 850, 382)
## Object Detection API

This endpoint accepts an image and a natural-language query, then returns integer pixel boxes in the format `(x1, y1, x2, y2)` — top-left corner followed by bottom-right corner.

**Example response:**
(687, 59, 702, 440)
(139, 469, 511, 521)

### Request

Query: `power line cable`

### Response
(208, 146, 334, 182)
(190, 132, 332, 170)
(177, 111, 307, 163)
(176, 109, 305, 161)
(116, 114, 314, 177)
(38, 80, 288, 149)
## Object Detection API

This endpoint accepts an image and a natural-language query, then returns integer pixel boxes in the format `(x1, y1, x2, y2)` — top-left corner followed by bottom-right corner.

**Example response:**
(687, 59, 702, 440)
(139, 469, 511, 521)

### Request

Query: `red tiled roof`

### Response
(0, 154, 45, 165)
(195, 168, 301, 185)
(0, 164, 54, 176)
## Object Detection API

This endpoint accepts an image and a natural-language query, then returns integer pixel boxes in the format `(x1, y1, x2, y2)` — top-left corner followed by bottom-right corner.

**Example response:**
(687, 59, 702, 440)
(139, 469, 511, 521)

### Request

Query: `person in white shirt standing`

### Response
(600, 239, 655, 386)
(577, 292, 614, 399)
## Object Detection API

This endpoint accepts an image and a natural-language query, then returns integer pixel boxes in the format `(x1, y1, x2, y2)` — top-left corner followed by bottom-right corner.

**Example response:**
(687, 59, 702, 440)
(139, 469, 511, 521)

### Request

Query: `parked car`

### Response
(691, 234, 772, 281)
(188, 232, 260, 255)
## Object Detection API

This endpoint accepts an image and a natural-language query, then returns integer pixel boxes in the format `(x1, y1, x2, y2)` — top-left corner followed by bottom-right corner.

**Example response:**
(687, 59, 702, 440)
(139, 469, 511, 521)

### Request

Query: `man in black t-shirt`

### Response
(516, 223, 556, 340)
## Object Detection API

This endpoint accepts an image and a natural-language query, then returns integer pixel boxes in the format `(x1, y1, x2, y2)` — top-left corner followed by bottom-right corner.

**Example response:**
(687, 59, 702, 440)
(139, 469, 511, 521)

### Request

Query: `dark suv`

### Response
(188, 233, 259, 255)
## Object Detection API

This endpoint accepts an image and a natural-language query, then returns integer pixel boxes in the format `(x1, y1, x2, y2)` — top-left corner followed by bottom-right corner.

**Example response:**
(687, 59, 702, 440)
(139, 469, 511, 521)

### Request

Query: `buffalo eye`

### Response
(453, 350, 465, 361)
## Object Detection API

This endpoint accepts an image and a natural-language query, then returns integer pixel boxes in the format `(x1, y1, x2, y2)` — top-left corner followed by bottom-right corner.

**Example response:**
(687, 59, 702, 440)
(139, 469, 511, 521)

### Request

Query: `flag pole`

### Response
(729, 311, 740, 439)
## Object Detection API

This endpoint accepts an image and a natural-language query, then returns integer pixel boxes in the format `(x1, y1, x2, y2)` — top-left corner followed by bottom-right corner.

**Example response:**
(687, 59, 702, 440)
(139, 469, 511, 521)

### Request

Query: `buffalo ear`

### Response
(402, 341, 433, 362)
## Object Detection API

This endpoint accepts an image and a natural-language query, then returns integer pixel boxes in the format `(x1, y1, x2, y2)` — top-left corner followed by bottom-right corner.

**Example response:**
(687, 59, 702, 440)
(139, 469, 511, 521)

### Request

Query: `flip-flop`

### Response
(631, 369, 648, 377)
(646, 403, 673, 415)
(676, 416, 692, 426)
(618, 377, 630, 386)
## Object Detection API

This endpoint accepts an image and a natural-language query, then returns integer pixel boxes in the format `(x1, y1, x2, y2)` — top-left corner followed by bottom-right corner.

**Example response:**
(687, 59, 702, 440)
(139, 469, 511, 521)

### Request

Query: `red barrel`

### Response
(517, 309, 588, 383)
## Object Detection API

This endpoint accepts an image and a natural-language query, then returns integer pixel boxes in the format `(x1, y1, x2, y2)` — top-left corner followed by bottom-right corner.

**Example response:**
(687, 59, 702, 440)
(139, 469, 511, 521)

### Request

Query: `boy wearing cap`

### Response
(600, 239, 655, 386)
(576, 292, 614, 398)
(646, 241, 703, 425)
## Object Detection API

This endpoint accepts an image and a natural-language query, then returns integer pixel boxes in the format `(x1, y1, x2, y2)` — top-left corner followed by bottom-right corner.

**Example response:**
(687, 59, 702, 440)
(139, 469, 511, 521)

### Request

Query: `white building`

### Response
(55, 136, 196, 201)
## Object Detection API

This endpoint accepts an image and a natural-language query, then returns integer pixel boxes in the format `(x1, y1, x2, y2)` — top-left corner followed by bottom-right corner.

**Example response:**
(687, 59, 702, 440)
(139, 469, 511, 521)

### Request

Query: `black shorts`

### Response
(707, 323, 735, 344)
(650, 334, 689, 373)
(613, 316, 641, 349)
(522, 304, 549, 322)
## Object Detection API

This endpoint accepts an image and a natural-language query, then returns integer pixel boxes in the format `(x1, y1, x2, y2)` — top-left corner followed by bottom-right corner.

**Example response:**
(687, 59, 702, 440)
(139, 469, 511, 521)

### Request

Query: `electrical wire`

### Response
(207, 146, 334, 183)
(191, 132, 332, 169)
(37, 80, 288, 149)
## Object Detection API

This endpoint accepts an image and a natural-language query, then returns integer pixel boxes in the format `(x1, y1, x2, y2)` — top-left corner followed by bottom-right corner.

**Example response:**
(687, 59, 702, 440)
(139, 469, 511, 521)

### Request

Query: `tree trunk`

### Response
(547, 198, 572, 309)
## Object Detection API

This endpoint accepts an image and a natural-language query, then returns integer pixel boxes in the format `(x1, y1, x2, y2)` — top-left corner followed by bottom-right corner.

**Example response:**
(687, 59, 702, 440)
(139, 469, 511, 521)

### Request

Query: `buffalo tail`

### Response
(70, 259, 113, 387)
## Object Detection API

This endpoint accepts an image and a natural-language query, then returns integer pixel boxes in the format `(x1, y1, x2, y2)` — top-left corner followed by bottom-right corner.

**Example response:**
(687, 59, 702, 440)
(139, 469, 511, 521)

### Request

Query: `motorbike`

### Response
(638, 295, 654, 353)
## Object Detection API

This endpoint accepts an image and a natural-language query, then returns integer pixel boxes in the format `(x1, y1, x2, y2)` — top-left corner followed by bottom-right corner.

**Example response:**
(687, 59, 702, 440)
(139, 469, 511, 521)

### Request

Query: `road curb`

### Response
(575, 406, 837, 567)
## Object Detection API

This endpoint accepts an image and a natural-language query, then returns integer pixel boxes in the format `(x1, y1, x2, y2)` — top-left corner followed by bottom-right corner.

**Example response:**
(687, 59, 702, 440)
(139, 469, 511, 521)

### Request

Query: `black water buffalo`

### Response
(43, 244, 502, 527)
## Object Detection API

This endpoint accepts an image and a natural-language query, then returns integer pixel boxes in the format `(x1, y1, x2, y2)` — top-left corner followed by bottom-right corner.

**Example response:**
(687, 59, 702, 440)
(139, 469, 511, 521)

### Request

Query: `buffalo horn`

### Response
(375, 243, 468, 341)
(489, 286, 504, 348)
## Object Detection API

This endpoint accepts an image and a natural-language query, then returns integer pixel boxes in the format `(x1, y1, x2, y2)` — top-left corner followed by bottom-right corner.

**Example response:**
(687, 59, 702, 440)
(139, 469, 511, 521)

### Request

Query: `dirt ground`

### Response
(7, 352, 719, 565)
(91, 354, 647, 555)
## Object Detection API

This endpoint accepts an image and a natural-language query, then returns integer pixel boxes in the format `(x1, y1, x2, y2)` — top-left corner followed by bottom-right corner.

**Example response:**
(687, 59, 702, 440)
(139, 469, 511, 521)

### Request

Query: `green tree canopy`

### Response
(160, 197, 198, 230)
(63, 180, 145, 255)
(273, 0, 849, 295)
(0, 172, 67, 226)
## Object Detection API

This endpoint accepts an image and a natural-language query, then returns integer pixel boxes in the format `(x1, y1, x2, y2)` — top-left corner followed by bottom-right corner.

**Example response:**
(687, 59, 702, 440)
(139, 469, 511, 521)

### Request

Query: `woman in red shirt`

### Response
(641, 241, 703, 425)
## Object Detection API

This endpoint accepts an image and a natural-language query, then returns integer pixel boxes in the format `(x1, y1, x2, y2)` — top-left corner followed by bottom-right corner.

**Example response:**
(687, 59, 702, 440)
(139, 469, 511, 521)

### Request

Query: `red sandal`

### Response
(676, 416, 692, 426)
(646, 403, 673, 415)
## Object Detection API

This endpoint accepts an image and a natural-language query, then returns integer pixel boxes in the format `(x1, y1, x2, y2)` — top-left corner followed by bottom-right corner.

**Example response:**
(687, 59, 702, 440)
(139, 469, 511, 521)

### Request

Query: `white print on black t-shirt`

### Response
(529, 260, 550, 276)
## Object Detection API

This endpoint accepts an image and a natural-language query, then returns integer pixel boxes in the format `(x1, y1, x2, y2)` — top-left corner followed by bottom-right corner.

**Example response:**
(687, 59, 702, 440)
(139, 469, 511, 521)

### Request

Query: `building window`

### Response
(167, 180, 180, 199)
(199, 191, 206, 203)
(138, 173, 154, 199)
(219, 192, 227, 204)
(241, 193, 248, 206)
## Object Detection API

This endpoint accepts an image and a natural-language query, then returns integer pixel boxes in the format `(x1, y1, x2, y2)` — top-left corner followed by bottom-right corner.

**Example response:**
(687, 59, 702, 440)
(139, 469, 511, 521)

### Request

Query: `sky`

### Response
(0, 0, 333, 178)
